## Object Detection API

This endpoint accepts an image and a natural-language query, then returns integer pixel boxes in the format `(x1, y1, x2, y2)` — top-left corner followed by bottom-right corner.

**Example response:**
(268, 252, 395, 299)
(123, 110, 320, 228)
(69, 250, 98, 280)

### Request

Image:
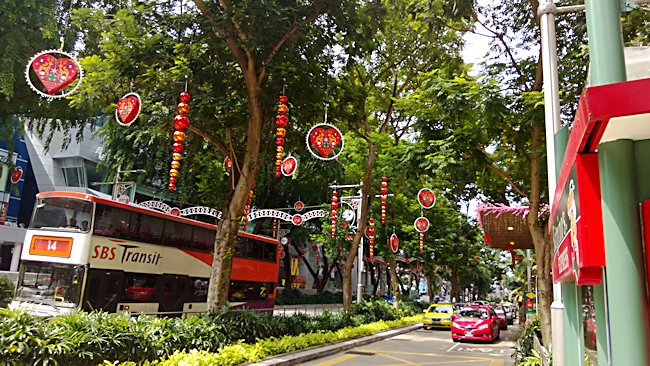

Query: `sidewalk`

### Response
(247, 323, 422, 366)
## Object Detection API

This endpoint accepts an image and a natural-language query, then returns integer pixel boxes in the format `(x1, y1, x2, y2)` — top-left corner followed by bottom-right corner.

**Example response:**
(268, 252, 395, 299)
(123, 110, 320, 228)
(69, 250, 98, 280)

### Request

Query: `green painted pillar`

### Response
(592, 282, 608, 364)
(598, 141, 650, 365)
(562, 283, 584, 366)
(584, 0, 626, 86)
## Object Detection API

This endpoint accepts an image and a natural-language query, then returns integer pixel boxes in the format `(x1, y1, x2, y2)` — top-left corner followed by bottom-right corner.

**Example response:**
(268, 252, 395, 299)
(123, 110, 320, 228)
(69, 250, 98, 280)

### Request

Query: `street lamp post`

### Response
(111, 165, 146, 200)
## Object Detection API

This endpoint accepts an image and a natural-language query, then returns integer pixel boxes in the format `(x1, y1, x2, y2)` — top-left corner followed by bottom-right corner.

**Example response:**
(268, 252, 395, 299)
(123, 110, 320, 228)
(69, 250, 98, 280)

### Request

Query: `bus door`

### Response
(83, 269, 124, 312)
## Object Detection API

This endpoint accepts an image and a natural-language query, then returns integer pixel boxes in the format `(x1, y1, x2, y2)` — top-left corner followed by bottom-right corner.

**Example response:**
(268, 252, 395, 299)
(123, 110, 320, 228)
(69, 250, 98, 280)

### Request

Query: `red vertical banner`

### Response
(0, 202, 7, 225)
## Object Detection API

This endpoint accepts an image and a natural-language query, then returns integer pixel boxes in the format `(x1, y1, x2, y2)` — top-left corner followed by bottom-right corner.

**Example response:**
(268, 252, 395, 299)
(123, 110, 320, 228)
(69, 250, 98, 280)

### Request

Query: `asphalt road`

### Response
(303, 324, 518, 366)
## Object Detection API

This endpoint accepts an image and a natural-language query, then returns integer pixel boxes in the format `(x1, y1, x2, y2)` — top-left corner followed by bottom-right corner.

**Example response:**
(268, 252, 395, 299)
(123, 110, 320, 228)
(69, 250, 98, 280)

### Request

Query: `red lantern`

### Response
(242, 189, 254, 228)
(331, 190, 338, 239)
(369, 218, 376, 260)
(168, 91, 191, 190)
(419, 232, 424, 254)
(275, 95, 289, 177)
(380, 176, 388, 224)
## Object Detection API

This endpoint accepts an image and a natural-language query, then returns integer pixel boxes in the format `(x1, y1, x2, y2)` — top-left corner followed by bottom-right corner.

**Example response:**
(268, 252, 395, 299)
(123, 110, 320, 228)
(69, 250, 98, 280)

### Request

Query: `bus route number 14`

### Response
(47, 240, 58, 251)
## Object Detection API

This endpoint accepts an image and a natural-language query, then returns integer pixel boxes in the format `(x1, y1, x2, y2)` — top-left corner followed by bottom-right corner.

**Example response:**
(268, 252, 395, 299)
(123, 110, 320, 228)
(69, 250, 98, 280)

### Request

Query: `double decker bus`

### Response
(9, 191, 279, 317)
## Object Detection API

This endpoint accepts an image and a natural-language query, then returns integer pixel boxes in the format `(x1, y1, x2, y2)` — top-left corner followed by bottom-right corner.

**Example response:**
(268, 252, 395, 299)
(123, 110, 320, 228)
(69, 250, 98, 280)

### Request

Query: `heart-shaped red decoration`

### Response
(414, 217, 430, 233)
(390, 234, 399, 253)
(31, 54, 78, 94)
(292, 215, 303, 226)
(116, 94, 141, 126)
(281, 156, 297, 176)
(417, 188, 436, 209)
(309, 126, 342, 158)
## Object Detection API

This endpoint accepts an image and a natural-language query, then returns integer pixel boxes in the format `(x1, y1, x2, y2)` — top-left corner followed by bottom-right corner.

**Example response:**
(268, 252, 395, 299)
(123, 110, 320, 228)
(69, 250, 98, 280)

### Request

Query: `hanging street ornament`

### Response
(223, 156, 232, 175)
(368, 218, 376, 260)
(281, 155, 298, 176)
(390, 233, 399, 253)
(168, 92, 191, 190)
(115, 92, 141, 126)
(330, 190, 339, 239)
(10, 166, 24, 185)
(294, 201, 305, 212)
(25, 50, 83, 98)
(417, 188, 436, 209)
(272, 218, 278, 238)
(306, 123, 344, 161)
(275, 95, 289, 177)
(242, 189, 254, 228)
(380, 176, 388, 224)
(414, 216, 430, 233)
(419, 232, 425, 254)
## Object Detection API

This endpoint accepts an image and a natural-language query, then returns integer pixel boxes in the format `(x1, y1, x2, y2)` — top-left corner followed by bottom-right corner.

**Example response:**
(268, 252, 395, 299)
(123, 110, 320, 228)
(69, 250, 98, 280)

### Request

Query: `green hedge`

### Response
(103, 316, 422, 366)
(0, 300, 418, 365)
(0, 276, 14, 308)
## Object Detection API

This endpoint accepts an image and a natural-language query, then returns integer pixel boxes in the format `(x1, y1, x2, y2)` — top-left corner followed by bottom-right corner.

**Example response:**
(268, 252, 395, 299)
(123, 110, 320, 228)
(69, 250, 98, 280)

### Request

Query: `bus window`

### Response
(157, 275, 187, 313)
(192, 227, 214, 251)
(94, 205, 136, 240)
(163, 220, 187, 247)
(123, 274, 157, 302)
(30, 197, 92, 232)
(140, 214, 164, 245)
(234, 237, 277, 263)
(189, 278, 209, 302)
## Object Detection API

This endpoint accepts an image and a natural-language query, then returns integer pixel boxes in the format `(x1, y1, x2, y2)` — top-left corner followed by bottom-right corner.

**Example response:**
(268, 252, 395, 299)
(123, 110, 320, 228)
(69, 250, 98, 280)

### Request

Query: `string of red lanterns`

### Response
(368, 217, 376, 260)
(275, 95, 289, 177)
(168, 92, 191, 190)
(330, 190, 338, 239)
(380, 176, 388, 224)
(242, 189, 254, 228)
(419, 232, 424, 254)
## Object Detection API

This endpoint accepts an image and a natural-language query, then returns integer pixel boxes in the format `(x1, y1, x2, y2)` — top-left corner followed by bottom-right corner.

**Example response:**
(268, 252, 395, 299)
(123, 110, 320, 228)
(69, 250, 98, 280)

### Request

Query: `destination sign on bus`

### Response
(29, 236, 73, 258)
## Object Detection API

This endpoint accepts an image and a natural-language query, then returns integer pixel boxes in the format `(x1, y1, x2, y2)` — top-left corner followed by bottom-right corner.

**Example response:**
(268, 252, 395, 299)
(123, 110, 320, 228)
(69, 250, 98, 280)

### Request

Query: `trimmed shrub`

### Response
(0, 276, 14, 308)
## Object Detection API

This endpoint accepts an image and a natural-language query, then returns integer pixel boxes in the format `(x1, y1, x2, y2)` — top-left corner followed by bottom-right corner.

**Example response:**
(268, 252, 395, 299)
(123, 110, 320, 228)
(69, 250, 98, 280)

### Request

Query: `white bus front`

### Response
(9, 194, 93, 316)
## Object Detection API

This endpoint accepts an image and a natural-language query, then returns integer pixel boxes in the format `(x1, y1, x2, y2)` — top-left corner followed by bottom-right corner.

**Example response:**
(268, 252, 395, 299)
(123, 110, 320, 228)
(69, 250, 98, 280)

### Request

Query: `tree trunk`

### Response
(342, 143, 378, 310)
(207, 70, 264, 310)
(450, 266, 460, 303)
(426, 273, 435, 301)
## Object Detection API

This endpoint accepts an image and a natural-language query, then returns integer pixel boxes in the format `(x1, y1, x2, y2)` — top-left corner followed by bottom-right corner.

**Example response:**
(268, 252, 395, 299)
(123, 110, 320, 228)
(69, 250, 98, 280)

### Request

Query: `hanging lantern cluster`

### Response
(272, 218, 278, 238)
(368, 217, 376, 260)
(419, 232, 424, 254)
(380, 176, 388, 224)
(275, 95, 289, 177)
(330, 190, 339, 239)
(242, 189, 254, 228)
(168, 92, 191, 190)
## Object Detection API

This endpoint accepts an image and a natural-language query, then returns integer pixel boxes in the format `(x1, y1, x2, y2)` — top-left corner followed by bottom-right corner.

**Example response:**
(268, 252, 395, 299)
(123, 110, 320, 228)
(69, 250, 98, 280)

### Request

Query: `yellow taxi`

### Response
(422, 303, 454, 329)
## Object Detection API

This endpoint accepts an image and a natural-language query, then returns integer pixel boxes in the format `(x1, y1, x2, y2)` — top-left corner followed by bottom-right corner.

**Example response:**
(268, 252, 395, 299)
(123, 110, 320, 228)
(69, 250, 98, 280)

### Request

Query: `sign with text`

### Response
(29, 236, 73, 258)
(550, 154, 605, 285)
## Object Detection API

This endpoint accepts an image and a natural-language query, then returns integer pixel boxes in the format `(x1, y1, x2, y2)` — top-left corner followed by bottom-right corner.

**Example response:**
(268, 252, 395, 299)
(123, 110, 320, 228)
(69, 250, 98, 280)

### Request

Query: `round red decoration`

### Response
(279, 95, 288, 104)
(417, 188, 436, 209)
(169, 169, 179, 177)
(177, 102, 190, 114)
(169, 176, 177, 184)
(10, 166, 23, 184)
(306, 124, 344, 160)
(274, 95, 290, 177)
(279, 250, 285, 259)
(25, 50, 83, 98)
(172, 143, 184, 153)
(115, 92, 141, 126)
(172, 153, 182, 161)
(180, 92, 191, 103)
(414, 217, 430, 233)
(294, 201, 305, 211)
(170, 208, 181, 216)
(173, 115, 190, 131)
(390, 233, 399, 253)
(281, 156, 298, 176)
(173, 131, 186, 142)
(276, 115, 288, 127)
(292, 215, 304, 226)
(311, 245, 318, 252)
(171, 161, 180, 169)
(168, 183, 176, 190)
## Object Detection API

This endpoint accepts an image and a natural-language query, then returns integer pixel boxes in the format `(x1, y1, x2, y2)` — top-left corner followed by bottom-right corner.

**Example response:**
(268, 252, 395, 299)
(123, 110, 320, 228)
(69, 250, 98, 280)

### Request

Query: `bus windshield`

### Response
(14, 261, 84, 308)
(30, 197, 93, 232)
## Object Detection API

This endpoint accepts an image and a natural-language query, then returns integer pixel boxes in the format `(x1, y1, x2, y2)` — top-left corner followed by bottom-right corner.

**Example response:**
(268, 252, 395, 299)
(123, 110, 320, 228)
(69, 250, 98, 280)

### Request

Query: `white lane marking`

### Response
(446, 342, 461, 352)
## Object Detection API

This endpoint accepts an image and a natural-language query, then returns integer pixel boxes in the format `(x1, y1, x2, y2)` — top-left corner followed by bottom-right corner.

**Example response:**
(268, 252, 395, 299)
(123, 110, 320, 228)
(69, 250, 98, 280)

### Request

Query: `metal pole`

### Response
(111, 165, 121, 200)
(526, 249, 532, 293)
(356, 187, 364, 303)
(538, 1, 565, 363)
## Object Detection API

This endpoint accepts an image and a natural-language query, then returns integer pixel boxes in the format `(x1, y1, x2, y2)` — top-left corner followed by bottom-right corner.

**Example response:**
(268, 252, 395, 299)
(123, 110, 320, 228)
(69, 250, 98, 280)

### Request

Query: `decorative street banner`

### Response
(417, 188, 436, 209)
(138, 201, 223, 220)
(248, 209, 328, 226)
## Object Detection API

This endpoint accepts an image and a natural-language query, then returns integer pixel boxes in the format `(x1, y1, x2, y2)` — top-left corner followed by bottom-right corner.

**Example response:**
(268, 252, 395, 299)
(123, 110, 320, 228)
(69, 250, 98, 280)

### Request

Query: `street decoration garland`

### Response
(390, 233, 399, 253)
(414, 216, 430, 254)
(306, 123, 344, 160)
(25, 50, 83, 99)
(242, 189, 254, 228)
(275, 95, 289, 176)
(330, 190, 339, 239)
(168, 92, 191, 190)
(115, 92, 141, 126)
(380, 176, 388, 224)
(367, 217, 376, 260)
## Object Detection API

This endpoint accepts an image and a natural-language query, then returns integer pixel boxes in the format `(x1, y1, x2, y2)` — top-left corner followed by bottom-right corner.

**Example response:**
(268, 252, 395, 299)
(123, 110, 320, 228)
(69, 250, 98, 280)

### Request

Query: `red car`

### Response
(491, 304, 508, 330)
(451, 305, 500, 343)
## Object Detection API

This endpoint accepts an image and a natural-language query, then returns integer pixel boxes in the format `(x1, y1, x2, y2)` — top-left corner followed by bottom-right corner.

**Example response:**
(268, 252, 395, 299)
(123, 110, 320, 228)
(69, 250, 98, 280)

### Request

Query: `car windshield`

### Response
(495, 308, 504, 314)
(458, 308, 489, 319)
(14, 261, 84, 308)
(429, 306, 452, 314)
(30, 197, 93, 233)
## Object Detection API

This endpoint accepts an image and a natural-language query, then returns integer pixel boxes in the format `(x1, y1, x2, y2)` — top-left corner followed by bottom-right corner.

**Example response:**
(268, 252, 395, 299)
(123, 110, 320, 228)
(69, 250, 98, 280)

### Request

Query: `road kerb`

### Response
(247, 323, 423, 366)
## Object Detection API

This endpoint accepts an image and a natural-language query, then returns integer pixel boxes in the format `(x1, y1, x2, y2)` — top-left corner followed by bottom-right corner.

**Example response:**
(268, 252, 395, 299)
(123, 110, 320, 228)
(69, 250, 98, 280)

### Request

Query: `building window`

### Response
(61, 158, 86, 187)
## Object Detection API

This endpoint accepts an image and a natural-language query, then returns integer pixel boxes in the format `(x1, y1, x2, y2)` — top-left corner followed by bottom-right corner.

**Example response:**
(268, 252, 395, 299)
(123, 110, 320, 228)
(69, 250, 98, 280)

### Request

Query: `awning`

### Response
(476, 204, 542, 250)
